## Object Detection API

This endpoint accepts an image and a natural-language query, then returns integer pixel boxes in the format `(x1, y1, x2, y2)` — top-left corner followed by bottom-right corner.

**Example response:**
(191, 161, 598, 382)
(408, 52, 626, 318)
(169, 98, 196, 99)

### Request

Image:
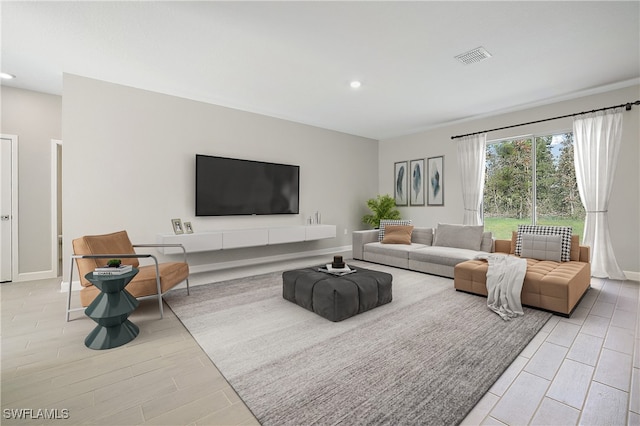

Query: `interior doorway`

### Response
(1, 135, 18, 283)
(51, 139, 62, 277)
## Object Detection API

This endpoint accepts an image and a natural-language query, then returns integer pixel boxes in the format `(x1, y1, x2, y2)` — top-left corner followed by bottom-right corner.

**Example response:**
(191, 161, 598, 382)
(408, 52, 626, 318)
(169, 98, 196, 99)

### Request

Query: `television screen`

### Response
(196, 154, 300, 216)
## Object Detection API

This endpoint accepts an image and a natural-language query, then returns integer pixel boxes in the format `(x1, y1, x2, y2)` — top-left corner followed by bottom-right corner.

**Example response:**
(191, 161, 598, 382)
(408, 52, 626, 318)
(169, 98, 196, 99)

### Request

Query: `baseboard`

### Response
(61, 246, 353, 292)
(624, 270, 640, 282)
(15, 269, 57, 282)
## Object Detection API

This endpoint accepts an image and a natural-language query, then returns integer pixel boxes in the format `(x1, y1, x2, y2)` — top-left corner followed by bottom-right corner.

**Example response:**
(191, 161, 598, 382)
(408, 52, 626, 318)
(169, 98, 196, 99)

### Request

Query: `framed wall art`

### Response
(409, 158, 425, 206)
(394, 161, 408, 206)
(427, 156, 444, 206)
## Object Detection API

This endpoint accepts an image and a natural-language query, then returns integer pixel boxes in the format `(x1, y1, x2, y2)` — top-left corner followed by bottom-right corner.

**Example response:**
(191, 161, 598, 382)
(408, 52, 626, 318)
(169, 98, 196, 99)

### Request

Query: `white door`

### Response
(0, 137, 12, 282)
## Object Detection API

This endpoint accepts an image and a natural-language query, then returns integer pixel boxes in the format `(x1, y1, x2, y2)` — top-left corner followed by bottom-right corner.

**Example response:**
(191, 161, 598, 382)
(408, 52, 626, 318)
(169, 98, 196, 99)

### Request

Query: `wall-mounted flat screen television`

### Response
(196, 154, 300, 216)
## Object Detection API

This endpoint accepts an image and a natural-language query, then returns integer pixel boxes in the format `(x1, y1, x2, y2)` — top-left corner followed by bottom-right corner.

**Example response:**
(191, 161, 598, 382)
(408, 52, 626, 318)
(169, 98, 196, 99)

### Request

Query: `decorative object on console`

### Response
(361, 194, 401, 229)
(394, 161, 408, 206)
(183, 222, 193, 234)
(427, 155, 444, 206)
(409, 158, 425, 206)
(171, 218, 184, 234)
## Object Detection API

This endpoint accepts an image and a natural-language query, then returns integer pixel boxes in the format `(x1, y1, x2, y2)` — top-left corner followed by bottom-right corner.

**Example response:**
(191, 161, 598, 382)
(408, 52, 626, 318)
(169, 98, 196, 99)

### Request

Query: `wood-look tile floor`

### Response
(1, 268, 638, 425)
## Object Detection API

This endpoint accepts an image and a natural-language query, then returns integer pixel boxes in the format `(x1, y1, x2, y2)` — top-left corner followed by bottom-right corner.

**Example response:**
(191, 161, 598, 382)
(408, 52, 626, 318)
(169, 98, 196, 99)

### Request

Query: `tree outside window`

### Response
(483, 133, 585, 240)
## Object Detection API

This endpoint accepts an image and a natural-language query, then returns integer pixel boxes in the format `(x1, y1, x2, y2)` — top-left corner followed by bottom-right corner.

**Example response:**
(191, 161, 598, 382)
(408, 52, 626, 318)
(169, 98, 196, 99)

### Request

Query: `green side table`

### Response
(84, 268, 140, 350)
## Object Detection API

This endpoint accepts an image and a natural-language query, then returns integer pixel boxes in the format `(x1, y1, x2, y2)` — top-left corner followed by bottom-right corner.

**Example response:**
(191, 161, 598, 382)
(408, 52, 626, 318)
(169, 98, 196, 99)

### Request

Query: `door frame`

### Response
(51, 139, 62, 277)
(1, 134, 19, 282)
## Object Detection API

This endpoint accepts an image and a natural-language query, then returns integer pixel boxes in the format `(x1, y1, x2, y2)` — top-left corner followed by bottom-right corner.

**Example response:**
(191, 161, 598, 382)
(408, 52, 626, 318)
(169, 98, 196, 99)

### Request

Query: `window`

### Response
(483, 132, 585, 240)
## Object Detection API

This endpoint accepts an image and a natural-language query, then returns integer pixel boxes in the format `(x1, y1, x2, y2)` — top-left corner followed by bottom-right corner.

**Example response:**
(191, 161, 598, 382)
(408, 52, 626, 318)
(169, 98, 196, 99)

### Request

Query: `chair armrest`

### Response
(352, 230, 379, 260)
(71, 253, 155, 260)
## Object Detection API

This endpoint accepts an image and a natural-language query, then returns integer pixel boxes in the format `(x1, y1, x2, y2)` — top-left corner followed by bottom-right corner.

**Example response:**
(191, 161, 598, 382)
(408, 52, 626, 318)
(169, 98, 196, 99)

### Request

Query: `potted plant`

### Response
(362, 194, 401, 229)
(107, 259, 122, 268)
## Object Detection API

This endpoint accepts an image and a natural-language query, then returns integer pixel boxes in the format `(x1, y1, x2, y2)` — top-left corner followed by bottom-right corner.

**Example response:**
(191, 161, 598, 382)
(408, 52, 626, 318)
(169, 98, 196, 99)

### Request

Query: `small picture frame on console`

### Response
(184, 222, 194, 234)
(171, 218, 184, 234)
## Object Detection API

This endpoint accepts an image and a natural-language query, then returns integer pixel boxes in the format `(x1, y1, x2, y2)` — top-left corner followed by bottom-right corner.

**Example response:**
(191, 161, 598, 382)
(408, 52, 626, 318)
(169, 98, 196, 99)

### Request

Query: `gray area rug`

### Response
(164, 262, 551, 426)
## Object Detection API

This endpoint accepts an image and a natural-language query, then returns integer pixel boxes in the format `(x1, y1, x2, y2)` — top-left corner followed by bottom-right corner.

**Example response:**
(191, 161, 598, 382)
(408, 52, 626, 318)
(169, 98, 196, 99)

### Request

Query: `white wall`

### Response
(6, 76, 638, 280)
(380, 84, 640, 275)
(61, 75, 379, 279)
(0, 86, 61, 279)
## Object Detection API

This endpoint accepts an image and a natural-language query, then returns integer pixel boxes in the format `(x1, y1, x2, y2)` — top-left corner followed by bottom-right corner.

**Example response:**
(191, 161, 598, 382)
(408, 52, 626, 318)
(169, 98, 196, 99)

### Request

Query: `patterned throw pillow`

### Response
(515, 225, 572, 262)
(378, 219, 412, 241)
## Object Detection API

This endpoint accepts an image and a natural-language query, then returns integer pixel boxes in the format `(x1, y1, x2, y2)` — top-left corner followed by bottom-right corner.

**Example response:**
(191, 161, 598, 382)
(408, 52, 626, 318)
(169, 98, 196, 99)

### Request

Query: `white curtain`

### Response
(457, 133, 487, 225)
(573, 109, 626, 280)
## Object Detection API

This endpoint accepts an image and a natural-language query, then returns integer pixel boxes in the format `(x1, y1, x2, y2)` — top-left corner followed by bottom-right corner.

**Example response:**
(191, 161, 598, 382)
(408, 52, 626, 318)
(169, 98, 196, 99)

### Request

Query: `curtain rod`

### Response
(450, 100, 640, 140)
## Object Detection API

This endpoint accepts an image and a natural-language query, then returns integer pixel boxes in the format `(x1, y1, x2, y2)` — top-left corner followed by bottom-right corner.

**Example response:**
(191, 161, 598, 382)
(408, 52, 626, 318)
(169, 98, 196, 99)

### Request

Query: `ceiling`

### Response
(2, 1, 639, 140)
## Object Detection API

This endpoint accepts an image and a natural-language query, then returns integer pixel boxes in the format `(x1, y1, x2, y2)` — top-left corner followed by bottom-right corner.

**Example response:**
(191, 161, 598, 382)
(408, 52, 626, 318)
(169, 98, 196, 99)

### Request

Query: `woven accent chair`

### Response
(66, 230, 189, 321)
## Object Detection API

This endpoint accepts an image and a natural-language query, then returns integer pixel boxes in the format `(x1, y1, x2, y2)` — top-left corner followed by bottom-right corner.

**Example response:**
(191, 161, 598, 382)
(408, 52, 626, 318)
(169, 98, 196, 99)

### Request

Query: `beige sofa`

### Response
(352, 223, 494, 278)
(454, 236, 591, 316)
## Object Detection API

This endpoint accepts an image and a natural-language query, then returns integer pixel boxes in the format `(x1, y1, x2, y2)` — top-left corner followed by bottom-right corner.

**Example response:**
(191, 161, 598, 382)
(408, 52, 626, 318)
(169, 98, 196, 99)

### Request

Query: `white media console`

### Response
(155, 224, 336, 254)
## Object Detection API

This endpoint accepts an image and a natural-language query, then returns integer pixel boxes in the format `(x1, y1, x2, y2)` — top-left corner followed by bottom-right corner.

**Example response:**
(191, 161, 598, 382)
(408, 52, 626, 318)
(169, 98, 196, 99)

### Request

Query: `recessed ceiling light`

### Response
(350, 81, 362, 89)
(1, 72, 16, 80)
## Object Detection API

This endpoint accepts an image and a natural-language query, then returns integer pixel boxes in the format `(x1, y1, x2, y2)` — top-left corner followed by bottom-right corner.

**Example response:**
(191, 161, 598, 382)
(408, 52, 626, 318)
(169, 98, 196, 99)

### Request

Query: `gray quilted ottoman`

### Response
(282, 266, 393, 322)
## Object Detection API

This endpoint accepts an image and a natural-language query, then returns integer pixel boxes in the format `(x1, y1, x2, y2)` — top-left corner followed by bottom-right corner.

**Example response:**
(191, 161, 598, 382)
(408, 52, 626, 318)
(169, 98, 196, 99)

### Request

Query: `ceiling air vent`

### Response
(455, 46, 492, 65)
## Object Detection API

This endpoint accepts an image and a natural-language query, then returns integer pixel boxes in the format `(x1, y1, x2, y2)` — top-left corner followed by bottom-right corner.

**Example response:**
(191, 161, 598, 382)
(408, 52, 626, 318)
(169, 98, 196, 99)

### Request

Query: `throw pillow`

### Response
(515, 225, 572, 262)
(480, 231, 494, 252)
(411, 227, 433, 245)
(378, 219, 412, 241)
(510, 231, 518, 254)
(433, 223, 484, 251)
(381, 225, 414, 245)
(520, 233, 562, 262)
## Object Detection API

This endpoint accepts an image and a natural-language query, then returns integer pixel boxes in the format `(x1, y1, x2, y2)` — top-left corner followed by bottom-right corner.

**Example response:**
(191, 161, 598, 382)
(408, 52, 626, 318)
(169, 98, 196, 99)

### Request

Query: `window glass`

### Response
(483, 133, 584, 241)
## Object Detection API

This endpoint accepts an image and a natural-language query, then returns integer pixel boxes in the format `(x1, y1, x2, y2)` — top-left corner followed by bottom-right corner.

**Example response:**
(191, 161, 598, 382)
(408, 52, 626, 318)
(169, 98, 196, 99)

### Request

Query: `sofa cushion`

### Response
(520, 233, 562, 262)
(515, 225, 572, 262)
(381, 225, 413, 245)
(434, 223, 484, 251)
(480, 231, 494, 252)
(365, 242, 426, 259)
(411, 227, 434, 245)
(378, 219, 412, 241)
(409, 246, 481, 267)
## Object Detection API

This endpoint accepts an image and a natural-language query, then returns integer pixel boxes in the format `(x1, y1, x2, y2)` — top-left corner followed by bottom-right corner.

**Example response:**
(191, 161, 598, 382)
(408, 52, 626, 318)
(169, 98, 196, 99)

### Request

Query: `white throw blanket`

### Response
(475, 253, 527, 320)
